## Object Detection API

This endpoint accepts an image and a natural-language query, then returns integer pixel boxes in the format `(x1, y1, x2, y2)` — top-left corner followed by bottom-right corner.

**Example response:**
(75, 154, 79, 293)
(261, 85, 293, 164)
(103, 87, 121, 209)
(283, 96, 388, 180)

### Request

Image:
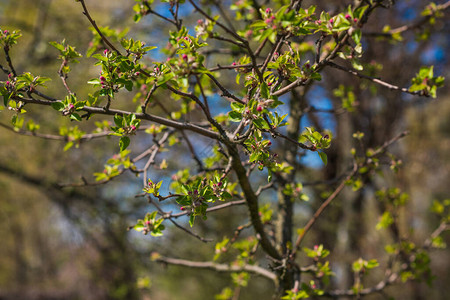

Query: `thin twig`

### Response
(154, 255, 277, 281)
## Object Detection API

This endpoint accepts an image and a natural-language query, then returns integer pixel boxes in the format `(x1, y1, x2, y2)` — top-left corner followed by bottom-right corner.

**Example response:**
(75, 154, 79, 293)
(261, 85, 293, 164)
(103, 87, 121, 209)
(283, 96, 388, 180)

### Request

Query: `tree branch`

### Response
(154, 255, 277, 282)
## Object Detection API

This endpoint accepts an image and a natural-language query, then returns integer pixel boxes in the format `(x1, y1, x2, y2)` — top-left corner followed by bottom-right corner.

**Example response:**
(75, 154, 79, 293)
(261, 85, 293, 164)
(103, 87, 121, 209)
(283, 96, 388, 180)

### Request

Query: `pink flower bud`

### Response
(99, 76, 106, 81)
(5, 81, 10, 86)
(182, 54, 188, 60)
(232, 62, 237, 66)
(267, 141, 272, 146)
(145, 220, 151, 225)
(131, 125, 137, 131)
(329, 18, 334, 24)
(134, 71, 140, 76)
(8, 73, 12, 78)
(353, 18, 358, 23)
(265, 8, 271, 14)
(180, 206, 185, 211)
(197, 19, 204, 25)
(103, 49, 109, 55)
(267, 82, 272, 86)
(68, 103, 75, 110)
(256, 105, 263, 112)
(345, 14, 351, 20)
(3, 30, 8, 35)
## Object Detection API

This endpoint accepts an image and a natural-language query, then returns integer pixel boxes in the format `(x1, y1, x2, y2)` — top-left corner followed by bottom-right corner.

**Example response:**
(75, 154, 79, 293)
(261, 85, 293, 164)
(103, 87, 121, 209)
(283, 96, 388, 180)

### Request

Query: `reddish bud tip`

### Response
(232, 62, 237, 66)
(265, 8, 271, 14)
(103, 49, 109, 55)
(134, 72, 140, 76)
(5, 81, 10, 86)
(267, 82, 272, 86)
(256, 105, 263, 112)
(182, 54, 188, 60)
(180, 206, 185, 211)
(345, 14, 351, 20)
(131, 125, 137, 131)
(353, 18, 358, 23)
(99, 76, 106, 81)
(267, 141, 272, 146)
(197, 19, 204, 25)
(145, 220, 151, 225)
(68, 103, 75, 110)
(329, 19, 334, 24)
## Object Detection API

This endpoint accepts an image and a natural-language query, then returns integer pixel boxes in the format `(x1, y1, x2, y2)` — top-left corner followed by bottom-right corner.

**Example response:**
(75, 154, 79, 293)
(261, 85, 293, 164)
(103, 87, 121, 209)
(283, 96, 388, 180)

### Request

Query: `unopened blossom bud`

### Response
(103, 49, 109, 55)
(131, 125, 137, 131)
(68, 103, 75, 110)
(345, 14, 351, 20)
(180, 206, 185, 211)
(256, 105, 263, 112)
(267, 82, 272, 86)
(182, 54, 188, 60)
(232, 62, 237, 66)
(265, 8, 271, 14)
(353, 18, 358, 23)
(99, 76, 106, 81)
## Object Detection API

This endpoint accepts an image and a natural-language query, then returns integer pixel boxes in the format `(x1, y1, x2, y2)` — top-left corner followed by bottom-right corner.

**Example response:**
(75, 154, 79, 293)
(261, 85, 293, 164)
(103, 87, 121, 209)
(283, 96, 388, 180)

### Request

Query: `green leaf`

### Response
(119, 136, 130, 151)
(114, 114, 123, 127)
(228, 111, 242, 122)
(318, 151, 327, 165)
(189, 214, 195, 227)
(230, 101, 245, 113)
(51, 102, 65, 111)
(70, 113, 82, 121)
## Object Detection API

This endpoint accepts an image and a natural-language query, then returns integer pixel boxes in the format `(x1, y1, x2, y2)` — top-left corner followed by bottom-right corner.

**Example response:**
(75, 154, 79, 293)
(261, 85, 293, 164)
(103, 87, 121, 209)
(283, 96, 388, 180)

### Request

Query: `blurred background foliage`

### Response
(0, 0, 449, 299)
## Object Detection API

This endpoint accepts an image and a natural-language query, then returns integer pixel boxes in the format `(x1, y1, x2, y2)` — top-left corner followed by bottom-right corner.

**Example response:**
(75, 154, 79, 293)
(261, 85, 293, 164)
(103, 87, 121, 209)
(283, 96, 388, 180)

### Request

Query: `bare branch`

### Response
(154, 255, 277, 281)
